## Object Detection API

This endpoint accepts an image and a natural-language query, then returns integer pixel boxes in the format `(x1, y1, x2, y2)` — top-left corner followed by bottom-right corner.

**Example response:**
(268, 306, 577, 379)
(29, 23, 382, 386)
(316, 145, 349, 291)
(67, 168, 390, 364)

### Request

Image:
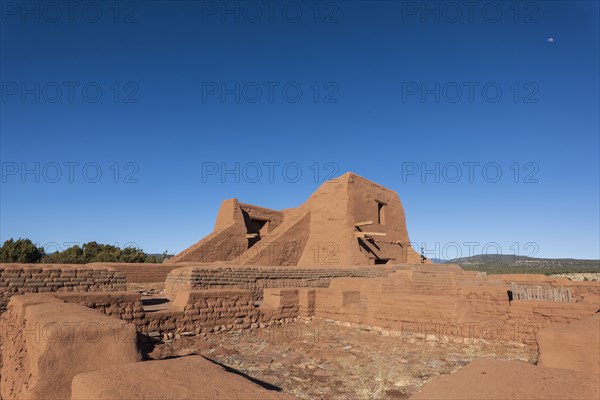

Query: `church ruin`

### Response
(169, 172, 425, 266)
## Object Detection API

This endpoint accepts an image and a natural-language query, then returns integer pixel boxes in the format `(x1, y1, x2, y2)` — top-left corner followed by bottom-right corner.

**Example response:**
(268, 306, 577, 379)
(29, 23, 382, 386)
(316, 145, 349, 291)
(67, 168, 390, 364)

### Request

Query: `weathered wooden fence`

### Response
(511, 283, 572, 302)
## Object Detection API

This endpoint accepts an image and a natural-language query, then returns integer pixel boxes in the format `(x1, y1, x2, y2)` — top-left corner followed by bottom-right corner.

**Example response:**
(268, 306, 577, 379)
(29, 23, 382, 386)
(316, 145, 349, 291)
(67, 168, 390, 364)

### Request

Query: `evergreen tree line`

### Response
(0, 238, 172, 264)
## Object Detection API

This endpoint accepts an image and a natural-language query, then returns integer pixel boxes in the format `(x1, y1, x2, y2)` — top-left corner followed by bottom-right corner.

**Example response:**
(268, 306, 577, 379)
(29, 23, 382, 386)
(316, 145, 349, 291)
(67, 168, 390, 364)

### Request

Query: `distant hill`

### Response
(430, 258, 449, 264)
(447, 254, 599, 275)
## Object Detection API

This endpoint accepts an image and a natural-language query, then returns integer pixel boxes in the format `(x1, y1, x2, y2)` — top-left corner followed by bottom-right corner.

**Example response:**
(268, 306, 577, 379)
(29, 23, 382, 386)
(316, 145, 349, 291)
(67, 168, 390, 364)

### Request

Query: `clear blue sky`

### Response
(1, 1, 598, 260)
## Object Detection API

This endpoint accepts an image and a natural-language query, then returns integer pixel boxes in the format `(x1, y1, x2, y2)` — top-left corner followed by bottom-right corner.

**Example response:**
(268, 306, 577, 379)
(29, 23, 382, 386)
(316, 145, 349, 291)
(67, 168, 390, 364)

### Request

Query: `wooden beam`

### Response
(355, 232, 387, 238)
(246, 233, 259, 239)
(354, 221, 373, 227)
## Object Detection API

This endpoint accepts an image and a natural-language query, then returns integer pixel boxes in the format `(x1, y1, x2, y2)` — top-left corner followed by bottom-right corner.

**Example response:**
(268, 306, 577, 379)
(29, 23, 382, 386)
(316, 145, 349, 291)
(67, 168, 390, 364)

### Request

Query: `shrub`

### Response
(0, 238, 45, 263)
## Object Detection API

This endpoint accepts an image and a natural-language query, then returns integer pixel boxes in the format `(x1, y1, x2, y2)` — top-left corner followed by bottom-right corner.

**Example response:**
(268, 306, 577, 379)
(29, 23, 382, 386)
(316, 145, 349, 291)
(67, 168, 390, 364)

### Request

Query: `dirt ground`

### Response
(126, 282, 166, 295)
(144, 318, 536, 400)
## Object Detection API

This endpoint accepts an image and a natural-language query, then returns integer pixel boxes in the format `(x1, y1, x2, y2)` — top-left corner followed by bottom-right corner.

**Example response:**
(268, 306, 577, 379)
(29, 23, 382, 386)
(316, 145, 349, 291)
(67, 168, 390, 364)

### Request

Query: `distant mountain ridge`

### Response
(438, 254, 599, 274)
(449, 254, 599, 266)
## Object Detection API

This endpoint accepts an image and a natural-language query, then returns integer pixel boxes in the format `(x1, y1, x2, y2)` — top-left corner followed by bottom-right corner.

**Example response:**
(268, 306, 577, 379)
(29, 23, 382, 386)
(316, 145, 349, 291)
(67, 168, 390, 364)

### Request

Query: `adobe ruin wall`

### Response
(309, 269, 600, 345)
(164, 264, 399, 300)
(0, 264, 126, 312)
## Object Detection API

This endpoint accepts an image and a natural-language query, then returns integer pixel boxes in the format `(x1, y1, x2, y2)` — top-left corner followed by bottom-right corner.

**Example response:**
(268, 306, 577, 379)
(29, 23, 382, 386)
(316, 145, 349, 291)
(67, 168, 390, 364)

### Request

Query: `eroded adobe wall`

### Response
(51, 288, 303, 336)
(92, 262, 180, 283)
(169, 200, 287, 264)
(410, 358, 599, 400)
(311, 267, 600, 345)
(49, 292, 184, 335)
(537, 314, 600, 376)
(345, 174, 415, 264)
(165, 265, 396, 300)
(144, 289, 302, 335)
(261, 288, 301, 322)
(0, 264, 127, 312)
(0, 293, 298, 400)
(239, 202, 284, 231)
(55, 291, 146, 330)
(0, 294, 140, 400)
(238, 210, 312, 266)
(70, 355, 293, 400)
(412, 315, 600, 400)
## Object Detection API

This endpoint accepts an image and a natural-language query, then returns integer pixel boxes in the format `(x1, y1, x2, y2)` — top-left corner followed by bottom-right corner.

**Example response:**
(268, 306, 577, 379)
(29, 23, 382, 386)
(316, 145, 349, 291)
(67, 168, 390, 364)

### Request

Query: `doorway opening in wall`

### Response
(374, 258, 390, 265)
(376, 200, 386, 225)
(247, 218, 268, 248)
(242, 210, 269, 249)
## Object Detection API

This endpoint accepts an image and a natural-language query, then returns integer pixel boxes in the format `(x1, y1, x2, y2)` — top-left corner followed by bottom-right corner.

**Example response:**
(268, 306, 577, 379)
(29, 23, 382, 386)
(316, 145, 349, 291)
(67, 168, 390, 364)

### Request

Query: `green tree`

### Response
(0, 238, 44, 263)
(0, 239, 161, 264)
(42, 241, 159, 264)
(43, 244, 85, 264)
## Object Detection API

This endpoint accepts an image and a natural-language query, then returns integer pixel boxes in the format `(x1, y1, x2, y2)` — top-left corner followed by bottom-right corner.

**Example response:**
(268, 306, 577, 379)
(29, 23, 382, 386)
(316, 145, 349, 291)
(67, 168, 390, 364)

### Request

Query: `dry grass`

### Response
(352, 344, 412, 399)
(149, 319, 537, 400)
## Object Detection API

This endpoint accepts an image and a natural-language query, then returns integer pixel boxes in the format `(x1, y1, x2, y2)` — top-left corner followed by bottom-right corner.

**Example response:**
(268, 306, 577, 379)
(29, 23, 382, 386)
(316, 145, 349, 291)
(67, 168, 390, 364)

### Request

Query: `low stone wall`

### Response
(178, 290, 259, 333)
(153, 289, 301, 335)
(0, 264, 127, 312)
(165, 265, 397, 300)
(55, 292, 146, 329)
(53, 288, 302, 336)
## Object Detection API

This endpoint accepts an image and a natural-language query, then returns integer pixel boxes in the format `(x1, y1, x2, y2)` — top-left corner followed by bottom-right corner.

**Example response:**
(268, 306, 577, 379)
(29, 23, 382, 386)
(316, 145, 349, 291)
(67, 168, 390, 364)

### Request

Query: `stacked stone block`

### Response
(165, 266, 395, 300)
(179, 290, 259, 334)
(0, 265, 127, 312)
(55, 292, 145, 328)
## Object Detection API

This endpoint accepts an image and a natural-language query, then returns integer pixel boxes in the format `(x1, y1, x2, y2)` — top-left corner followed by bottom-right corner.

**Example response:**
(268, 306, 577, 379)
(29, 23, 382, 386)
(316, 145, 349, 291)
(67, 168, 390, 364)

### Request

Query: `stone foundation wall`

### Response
(54, 288, 302, 336)
(55, 292, 146, 328)
(179, 290, 259, 333)
(152, 289, 301, 335)
(0, 264, 127, 312)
